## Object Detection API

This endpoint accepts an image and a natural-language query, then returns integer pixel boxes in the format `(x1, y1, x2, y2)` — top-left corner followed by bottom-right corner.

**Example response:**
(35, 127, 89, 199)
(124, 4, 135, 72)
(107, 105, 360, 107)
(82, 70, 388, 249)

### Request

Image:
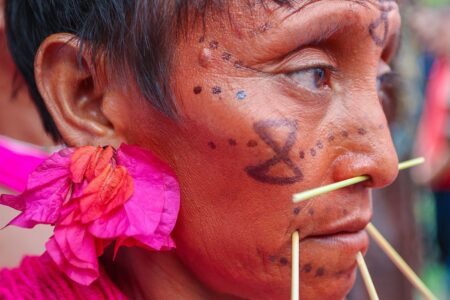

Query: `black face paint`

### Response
(208, 142, 217, 150)
(369, 1, 395, 47)
(302, 263, 312, 273)
(315, 267, 326, 277)
(222, 52, 232, 61)
(247, 140, 258, 148)
(279, 257, 289, 266)
(299, 151, 305, 159)
(209, 40, 219, 49)
(228, 139, 237, 146)
(193, 86, 203, 94)
(212, 86, 222, 95)
(245, 119, 303, 185)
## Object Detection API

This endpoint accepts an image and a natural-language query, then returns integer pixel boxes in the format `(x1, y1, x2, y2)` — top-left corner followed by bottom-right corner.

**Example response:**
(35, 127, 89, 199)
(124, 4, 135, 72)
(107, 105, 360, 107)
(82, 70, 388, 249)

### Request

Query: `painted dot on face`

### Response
(316, 141, 323, 149)
(299, 151, 305, 159)
(327, 134, 335, 142)
(308, 208, 315, 216)
(247, 140, 258, 148)
(258, 22, 272, 33)
(234, 60, 243, 68)
(193, 86, 202, 95)
(358, 128, 367, 135)
(209, 40, 219, 49)
(302, 263, 312, 273)
(236, 90, 247, 100)
(341, 130, 349, 138)
(228, 139, 237, 146)
(279, 257, 289, 266)
(222, 52, 232, 61)
(208, 142, 216, 150)
(268, 255, 277, 263)
(315, 267, 326, 277)
(310, 148, 317, 157)
(293, 207, 301, 215)
(212, 86, 222, 95)
(198, 36, 205, 43)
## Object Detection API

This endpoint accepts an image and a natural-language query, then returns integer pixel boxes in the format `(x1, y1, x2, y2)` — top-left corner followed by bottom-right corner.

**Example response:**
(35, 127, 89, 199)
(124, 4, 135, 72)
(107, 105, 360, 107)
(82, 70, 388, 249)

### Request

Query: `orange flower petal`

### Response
(70, 146, 97, 183)
(78, 165, 133, 223)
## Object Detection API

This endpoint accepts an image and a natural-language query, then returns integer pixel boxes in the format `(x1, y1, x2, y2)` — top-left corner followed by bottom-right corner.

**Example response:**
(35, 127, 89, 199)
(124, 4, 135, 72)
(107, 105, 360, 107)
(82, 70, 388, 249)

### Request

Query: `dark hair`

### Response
(5, 0, 291, 141)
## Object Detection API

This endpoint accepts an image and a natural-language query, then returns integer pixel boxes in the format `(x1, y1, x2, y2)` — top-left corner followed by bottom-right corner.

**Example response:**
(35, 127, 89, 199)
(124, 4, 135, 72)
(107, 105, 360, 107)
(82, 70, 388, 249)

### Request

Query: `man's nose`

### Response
(330, 89, 399, 189)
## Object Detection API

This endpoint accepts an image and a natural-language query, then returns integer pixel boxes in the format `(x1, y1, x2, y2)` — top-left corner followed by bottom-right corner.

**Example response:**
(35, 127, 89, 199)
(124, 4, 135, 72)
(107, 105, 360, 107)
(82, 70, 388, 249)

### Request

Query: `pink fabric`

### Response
(0, 136, 48, 193)
(0, 253, 127, 299)
(416, 58, 450, 188)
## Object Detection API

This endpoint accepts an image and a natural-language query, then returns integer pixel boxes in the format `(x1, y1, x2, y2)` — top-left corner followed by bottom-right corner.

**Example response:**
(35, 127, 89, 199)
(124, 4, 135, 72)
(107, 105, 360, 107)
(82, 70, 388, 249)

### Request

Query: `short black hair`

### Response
(5, 0, 292, 141)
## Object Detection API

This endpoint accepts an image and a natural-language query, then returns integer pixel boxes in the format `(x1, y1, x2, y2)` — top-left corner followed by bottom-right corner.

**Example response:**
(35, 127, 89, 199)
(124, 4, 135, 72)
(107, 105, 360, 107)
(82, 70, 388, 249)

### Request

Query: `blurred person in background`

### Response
(412, 5, 450, 295)
(0, 0, 54, 267)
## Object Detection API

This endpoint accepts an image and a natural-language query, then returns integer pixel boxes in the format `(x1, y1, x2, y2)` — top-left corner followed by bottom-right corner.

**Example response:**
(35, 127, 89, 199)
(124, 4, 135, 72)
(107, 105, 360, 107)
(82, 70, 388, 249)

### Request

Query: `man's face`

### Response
(127, 1, 401, 299)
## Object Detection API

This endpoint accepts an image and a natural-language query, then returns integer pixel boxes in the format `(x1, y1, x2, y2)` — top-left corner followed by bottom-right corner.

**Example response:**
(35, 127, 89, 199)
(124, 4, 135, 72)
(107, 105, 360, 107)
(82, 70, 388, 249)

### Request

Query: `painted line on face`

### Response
(368, 4, 394, 47)
(245, 119, 303, 185)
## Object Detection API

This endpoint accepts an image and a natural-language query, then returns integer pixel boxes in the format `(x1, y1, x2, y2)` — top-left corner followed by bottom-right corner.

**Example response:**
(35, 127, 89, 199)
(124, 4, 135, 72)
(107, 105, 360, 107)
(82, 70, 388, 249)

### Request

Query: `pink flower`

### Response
(0, 144, 180, 285)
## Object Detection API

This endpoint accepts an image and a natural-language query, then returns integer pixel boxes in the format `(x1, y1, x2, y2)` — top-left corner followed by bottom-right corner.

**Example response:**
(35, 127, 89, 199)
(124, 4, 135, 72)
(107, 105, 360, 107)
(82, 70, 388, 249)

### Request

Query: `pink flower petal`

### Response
(117, 144, 180, 249)
(46, 226, 99, 285)
(88, 208, 129, 238)
(1, 148, 74, 227)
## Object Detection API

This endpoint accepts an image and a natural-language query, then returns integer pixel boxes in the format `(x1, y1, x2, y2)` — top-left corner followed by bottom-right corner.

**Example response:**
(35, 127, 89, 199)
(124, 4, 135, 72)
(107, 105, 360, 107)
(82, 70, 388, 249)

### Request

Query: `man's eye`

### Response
(376, 71, 401, 123)
(286, 67, 331, 91)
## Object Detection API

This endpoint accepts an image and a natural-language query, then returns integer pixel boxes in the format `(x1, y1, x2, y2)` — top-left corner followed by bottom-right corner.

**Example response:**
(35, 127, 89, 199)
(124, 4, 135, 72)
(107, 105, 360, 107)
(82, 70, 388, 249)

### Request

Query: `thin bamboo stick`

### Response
(356, 252, 379, 300)
(291, 231, 300, 300)
(292, 157, 425, 203)
(366, 223, 437, 300)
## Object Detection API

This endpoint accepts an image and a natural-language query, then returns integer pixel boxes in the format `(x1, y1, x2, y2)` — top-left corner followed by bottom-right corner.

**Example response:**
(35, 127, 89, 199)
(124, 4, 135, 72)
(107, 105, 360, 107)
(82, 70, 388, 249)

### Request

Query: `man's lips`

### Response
(303, 214, 371, 239)
(296, 211, 371, 256)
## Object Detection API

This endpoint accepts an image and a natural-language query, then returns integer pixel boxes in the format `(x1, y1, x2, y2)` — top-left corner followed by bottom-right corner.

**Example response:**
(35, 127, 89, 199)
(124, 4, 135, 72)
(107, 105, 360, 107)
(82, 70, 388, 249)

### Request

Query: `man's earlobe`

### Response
(34, 33, 122, 147)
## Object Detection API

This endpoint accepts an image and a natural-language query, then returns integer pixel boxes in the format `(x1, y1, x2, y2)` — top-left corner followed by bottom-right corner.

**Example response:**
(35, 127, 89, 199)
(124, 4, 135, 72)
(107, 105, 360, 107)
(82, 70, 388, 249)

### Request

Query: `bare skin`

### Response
(33, 1, 401, 299)
(0, 0, 53, 146)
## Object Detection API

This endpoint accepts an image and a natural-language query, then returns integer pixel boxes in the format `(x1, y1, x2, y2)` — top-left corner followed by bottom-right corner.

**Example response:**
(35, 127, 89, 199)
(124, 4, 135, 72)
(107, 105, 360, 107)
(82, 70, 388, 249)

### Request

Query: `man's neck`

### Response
(105, 247, 236, 300)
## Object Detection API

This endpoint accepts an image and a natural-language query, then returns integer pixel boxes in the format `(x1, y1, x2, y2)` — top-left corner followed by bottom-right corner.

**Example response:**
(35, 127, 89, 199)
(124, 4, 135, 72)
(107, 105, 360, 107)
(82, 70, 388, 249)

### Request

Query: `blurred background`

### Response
(0, 0, 450, 299)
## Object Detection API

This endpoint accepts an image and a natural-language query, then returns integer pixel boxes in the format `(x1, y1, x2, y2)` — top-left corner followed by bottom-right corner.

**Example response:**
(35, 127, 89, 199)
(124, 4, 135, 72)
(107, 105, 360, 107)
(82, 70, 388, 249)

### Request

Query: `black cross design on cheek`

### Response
(245, 119, 303, 185)
(369, 1, 395, 47)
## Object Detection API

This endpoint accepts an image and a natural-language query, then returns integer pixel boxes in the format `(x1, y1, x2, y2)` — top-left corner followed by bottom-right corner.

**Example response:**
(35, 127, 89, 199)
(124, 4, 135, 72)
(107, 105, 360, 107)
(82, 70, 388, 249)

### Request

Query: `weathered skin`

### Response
(34, 1, 401, 299)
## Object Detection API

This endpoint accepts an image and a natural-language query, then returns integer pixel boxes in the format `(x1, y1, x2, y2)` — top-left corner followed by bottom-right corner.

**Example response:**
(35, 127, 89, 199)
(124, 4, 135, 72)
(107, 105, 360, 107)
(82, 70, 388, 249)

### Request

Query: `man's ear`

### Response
(34, 33, 124, 147)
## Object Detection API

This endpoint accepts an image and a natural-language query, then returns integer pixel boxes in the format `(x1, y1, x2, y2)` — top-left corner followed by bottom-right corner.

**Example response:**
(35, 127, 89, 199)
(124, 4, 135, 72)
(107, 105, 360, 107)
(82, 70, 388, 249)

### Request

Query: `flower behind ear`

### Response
(0, 144, 180, 286)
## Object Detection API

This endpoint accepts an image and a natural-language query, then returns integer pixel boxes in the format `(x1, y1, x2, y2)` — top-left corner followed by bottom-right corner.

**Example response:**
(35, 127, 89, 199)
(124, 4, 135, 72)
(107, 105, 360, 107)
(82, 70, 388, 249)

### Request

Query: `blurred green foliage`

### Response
(419, 0, 450, 7)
